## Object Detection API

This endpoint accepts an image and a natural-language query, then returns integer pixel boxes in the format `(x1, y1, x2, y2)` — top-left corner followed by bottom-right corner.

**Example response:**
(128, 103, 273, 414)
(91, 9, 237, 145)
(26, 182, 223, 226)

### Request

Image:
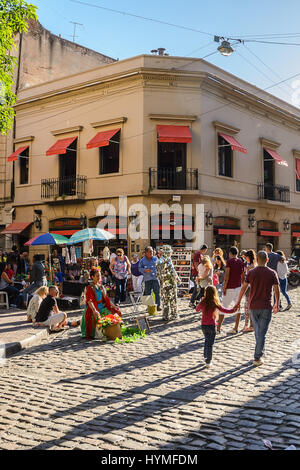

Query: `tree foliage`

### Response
(0, 0, 37, 135)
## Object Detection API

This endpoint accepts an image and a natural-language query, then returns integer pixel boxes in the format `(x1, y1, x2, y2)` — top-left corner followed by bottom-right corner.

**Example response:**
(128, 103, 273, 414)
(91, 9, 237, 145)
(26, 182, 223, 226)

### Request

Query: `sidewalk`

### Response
(0, 308, 82, 358)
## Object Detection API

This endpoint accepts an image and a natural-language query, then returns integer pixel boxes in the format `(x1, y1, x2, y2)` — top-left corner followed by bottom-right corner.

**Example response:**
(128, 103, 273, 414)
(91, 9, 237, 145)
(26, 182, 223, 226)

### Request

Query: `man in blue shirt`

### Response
(265, 243, 281, 271)
(265, 242, 282, 309)
(139, 246, 161, 311)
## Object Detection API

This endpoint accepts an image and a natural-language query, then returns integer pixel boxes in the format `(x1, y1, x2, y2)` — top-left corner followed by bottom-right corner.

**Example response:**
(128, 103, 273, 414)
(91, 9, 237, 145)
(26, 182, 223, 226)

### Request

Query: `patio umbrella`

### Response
(67, 228, 115, 245)
(25, 233, 70, 282)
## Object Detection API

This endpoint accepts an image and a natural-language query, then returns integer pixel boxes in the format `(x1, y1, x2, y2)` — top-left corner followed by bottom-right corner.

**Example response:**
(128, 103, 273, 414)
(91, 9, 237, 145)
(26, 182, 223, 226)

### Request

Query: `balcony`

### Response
(258, 182, 290, 204)
(41, 175, 87, 200)
(149, 168, 199, 191)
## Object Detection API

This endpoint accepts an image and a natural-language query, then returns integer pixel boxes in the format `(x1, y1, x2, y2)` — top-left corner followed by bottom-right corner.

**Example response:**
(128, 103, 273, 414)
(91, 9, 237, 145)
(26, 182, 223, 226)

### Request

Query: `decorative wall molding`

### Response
(149, 113, 197, 122)
(91, 117, 127, 128)
(213, 121, 240, 135)
(14, 135, 35, 144)
(260, 137, 281, 148)
(51, 126, 83, 136)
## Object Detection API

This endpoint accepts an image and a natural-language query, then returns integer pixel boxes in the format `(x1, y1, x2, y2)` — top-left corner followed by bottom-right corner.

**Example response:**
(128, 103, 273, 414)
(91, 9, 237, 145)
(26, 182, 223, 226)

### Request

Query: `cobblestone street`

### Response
(0, 289, 300, 451)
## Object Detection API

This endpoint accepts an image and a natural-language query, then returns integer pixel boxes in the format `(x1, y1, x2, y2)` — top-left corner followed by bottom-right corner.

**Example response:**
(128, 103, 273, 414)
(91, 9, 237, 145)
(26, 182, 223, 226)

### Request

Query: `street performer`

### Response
(81, 267, 121, 340)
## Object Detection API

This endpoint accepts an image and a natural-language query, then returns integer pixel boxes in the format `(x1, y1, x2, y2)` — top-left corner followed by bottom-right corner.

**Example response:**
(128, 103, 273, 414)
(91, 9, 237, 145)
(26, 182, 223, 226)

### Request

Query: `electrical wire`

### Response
(69, 0, 214, 37)
(242, 43, 294, 92)
(235, 50, 292, 100)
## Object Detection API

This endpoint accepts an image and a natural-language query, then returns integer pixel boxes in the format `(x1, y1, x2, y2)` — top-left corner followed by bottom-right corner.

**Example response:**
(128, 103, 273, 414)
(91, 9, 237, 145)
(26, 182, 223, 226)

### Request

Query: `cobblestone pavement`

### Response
(0, 289, 300, 450)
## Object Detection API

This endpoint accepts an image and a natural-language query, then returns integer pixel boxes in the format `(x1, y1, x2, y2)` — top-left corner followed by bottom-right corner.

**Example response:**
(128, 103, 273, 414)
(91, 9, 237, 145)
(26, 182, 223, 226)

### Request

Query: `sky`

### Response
(31, 0, 300, 108)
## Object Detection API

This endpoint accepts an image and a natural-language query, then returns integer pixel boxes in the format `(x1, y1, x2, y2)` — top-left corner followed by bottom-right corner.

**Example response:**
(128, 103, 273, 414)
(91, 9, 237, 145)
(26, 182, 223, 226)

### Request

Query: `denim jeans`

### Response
(3, 285, 23, 307)
(201, 325, 217, 364)
(144, 279, 160, 307)
(250, 309, 272, 360)
(279, 278, 291, 305)
(114, 277, 127, 304)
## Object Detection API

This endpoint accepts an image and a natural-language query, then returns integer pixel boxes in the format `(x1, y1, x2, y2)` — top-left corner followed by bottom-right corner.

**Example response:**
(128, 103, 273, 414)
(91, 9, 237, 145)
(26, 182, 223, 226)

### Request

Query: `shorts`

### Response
(222, 287, 241, 311)
(39, 312, 66, 327)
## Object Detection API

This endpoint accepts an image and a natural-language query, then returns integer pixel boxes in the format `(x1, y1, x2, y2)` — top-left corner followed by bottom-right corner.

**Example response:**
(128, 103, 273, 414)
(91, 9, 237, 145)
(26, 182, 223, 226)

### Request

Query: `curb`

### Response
(5, 328, 50, 358)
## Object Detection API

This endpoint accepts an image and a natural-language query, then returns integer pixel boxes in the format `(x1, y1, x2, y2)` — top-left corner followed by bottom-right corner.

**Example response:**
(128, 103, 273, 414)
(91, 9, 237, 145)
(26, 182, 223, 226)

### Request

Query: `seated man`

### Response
(35, 285, 67, 331)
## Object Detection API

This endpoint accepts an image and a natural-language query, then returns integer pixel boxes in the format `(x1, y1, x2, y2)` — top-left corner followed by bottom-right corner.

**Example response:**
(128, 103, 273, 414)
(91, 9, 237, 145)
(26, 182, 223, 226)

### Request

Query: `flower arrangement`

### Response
(97, 313, 122, 330)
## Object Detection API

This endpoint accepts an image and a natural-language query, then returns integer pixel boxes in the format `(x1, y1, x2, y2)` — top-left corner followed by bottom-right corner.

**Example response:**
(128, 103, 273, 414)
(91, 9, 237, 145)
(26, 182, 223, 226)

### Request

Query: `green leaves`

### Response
(114, 326, 147, 344)
(0, 0, 37, 134)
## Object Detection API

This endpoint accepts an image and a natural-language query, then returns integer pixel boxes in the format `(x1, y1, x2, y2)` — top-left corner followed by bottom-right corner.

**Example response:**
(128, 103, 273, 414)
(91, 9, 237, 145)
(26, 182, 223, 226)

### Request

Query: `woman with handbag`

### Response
(81, 268, 121, 340)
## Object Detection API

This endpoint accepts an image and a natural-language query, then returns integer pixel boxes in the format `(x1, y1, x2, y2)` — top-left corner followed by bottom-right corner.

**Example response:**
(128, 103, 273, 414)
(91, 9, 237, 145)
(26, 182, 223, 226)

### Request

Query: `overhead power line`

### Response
(69, 0, 214, 37)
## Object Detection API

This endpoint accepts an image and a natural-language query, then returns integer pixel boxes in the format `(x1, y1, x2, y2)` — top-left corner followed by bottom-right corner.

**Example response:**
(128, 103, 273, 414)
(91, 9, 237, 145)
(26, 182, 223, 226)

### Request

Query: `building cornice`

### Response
(260, 137, 281, 148)
(148, 113, 197, 122)
(212, 121, 240, 135)
(13, 135, 35, 144)
(91, 117, 127, 128)
(292, 149, 300, 158)
(51, 126, 83, 136)
(14, 65, 300, 131)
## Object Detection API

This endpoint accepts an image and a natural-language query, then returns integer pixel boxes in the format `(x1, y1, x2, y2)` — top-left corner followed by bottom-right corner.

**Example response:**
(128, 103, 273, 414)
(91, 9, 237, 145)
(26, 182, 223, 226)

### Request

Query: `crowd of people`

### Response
(0, 241, 294, 368)
(190, 242, 290, 368)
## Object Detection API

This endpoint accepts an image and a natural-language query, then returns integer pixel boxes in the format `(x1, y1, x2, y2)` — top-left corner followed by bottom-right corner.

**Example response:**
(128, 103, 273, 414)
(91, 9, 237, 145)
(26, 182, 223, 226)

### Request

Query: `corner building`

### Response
(4, 54, 300, 258)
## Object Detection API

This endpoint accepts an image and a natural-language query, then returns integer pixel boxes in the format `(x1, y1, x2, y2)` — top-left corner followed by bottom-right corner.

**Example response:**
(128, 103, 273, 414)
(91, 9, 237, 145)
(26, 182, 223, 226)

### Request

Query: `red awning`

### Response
(260, 230, 282, 237)
(219, 133, 247, 154)
(296, 158, 300, 180)
(218, 229, 243, 235)
(292, 232, 300, 237)
(86, 128, 120, 149)
(1, 222, 32, 235)
(50, 230, 78, 236)
(152, 225, 193, 230)
(7, 146, 29, 162)
(264, 148, 288, 167)
(46, 137, 77, 156)
(157, 125, 192, 143)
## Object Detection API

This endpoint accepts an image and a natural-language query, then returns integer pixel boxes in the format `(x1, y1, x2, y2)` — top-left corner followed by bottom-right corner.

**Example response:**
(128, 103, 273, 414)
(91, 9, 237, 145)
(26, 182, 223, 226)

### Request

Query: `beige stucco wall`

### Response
(7, 54, 300, 256)
(0, 20, 116, 234)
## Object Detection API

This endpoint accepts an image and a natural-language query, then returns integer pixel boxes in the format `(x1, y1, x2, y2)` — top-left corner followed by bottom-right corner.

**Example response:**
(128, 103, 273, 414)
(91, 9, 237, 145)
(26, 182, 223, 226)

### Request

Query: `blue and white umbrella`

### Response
(67, 228, 115, 244)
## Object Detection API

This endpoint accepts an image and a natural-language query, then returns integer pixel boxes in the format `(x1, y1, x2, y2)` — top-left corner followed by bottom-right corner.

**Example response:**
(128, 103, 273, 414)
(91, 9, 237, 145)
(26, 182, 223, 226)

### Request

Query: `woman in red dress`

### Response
(81, 268, 121, 340)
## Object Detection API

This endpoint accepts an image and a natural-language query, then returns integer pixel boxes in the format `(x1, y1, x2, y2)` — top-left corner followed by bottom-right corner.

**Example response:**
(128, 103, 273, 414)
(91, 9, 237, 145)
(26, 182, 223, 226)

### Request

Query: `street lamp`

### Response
(205, 211, 213, 227)
(80, 213, 87, 229)
(283, 219, 290, 231)
(248, 209, 256, 229)
(217, 40, 234, 56)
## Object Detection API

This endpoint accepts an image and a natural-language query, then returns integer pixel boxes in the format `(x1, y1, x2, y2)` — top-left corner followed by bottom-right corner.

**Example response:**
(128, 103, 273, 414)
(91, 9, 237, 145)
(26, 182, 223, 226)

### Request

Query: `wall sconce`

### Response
(33, 210, 42, 230)
(205, 211, 213, 227)
(129, 211, 138, 223)
(248, 209, 256, 229)
(80, 213, 87, 229)
(283, 218, 290, 231)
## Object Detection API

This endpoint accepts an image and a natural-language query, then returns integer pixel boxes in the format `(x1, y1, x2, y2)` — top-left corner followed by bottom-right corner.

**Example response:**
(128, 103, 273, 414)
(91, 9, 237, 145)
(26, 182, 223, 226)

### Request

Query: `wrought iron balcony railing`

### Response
(149, 168, 199, 191)
(41, 175, 87, 200)
(258, 182, 290, 203)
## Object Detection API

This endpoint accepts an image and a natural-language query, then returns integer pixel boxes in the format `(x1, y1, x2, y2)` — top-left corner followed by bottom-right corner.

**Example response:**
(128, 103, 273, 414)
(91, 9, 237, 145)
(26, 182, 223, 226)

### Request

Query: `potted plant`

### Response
(97, 313, 123, 340)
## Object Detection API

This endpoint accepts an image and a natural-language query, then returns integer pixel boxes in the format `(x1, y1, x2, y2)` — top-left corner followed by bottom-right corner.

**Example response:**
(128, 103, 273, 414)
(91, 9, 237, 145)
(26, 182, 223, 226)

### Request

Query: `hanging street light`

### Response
(217, 40, 234, 56)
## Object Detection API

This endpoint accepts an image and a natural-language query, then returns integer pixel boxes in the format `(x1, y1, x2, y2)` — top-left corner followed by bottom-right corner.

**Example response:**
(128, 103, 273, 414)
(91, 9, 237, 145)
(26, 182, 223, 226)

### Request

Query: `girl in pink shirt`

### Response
(195, 286, 234, 367)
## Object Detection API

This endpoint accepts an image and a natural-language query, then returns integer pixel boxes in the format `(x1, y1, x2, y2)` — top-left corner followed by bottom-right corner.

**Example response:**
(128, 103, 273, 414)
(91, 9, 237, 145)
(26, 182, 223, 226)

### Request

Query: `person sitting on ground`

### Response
(35, 285, 76, 331)
(26, 286, 48, 323)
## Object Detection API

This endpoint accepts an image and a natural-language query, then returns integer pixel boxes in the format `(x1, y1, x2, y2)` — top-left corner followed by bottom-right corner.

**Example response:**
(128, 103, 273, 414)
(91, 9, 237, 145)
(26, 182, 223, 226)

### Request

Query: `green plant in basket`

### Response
(114, 325, 147, 344)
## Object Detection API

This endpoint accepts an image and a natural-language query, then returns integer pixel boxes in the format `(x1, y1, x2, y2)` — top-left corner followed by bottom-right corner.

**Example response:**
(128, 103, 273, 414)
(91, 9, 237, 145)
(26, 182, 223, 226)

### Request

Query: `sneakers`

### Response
(189, 302, 196, 309)
(228, 328, 238, 335)
(205, 362, 211, 368)
(253, 358, 264, 367)
(285, 303, 292, 311)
